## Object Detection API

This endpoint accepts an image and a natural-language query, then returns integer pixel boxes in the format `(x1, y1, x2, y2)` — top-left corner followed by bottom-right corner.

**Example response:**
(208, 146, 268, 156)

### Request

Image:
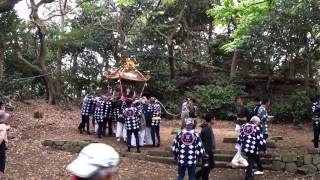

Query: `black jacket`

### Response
(199, 122, 216, 155)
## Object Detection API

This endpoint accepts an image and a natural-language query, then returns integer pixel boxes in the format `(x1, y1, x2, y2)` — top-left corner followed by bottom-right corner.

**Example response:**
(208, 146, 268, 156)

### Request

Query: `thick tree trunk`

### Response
(230, 50, 239, 80)
(44, 76, 56, 104)
(289, 60, 295, 78)
(305, 58, 310, 91)
(0, 43, 4, 80)
(55, 0, 67, 98)
(16, 0, 57, 104)
(168, 42, 175, 79)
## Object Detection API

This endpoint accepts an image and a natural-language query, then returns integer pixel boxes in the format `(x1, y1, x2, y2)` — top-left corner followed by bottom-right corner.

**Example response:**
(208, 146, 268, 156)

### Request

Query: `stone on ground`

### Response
(312, 154, 320, 165)
(297, 164, 318, 175)
(304, 154, 313, 165)
(272, 160, 285, 171)
(282, 153, 297, 162)
(284, 162, 297, 173)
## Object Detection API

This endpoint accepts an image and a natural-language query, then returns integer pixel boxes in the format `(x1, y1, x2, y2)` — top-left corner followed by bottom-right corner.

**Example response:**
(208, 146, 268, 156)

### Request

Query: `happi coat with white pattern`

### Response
(237, 122, 267, 155)
(171, 128, 205, 166)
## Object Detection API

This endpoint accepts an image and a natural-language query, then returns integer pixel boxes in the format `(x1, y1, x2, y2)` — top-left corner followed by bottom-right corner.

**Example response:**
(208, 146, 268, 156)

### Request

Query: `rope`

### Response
(0, 73, 53, 83)
(157, 100, 181, 117)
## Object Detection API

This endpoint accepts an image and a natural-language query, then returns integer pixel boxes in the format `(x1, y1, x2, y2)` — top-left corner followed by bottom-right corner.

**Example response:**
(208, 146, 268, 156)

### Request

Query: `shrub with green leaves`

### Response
(289, 91, 312, 125)
(270, 102, 292, 123)
(186, 81, 246, 119)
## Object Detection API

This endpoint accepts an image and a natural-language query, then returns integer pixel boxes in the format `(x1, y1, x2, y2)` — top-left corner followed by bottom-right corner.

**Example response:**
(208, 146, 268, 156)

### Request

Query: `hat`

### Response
(67, 143, 119, 178)
(185, 118, 194, 126)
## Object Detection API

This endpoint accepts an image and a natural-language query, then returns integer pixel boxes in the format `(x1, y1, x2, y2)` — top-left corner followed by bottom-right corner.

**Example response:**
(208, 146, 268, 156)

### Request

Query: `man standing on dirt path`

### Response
(123, 99, 141, 153)
(142, 97, 153, 145)
(195, 113, 216, 180)
(312, 97, 320, 151)
(150, 97, 161, 147)
(79, 93, 95, 134)
(94, 96, 109, 138)
(171, 118, 205, 180)
(238, 116, 266, 180)
(257, 98, 271, 140)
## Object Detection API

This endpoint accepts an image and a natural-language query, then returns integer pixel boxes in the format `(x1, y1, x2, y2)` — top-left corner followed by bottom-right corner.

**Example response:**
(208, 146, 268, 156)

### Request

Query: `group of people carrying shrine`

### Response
(78, 92, 162, 153)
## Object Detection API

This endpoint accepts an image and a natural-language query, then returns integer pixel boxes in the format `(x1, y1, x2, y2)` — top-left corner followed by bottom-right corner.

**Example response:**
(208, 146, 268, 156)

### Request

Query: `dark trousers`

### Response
(102, 118, 107, 136)
(107, 118, 113, 136)
(92, 116, 95, 132)
(196, 154, 214, 180)
(97, 121, 104, 138)
(79, 115, 89, 132)
(245, 153, 263, 180)
(178, 164, 196, 180)
(127, 129, 140, 151)
(313, 121, 320, 148)
(0, 141, 6, 173)
(151, 125, 160, 146)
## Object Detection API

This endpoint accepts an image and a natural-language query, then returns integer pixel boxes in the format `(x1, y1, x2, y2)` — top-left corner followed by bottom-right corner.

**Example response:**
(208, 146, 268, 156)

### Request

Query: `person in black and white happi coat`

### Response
(79, 93, 95, 134)
(130, 98, 146, 147)
(257, 98, 271, 140)
(312, 98, 320, 151)
(171, 118, 205, 180)
(115, 98, 127, 142)
(150, 97, 161, 147)
(94, 96, 109, 138)
(237, 116, 267, 180)
(142, 97, 153, 145)
(123, 99, 141, 153)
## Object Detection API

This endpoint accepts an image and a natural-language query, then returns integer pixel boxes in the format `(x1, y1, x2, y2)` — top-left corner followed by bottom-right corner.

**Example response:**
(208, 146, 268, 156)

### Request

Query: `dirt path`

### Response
(0, 100, 311, 179)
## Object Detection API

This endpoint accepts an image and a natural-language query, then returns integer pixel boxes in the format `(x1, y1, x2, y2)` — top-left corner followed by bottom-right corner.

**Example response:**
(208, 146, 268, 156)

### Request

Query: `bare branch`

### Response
(16, 52, 42, 73)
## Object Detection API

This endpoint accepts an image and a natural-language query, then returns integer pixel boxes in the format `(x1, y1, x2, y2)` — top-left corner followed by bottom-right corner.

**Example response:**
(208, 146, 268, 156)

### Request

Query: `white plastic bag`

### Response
(231, 145, 248, 167)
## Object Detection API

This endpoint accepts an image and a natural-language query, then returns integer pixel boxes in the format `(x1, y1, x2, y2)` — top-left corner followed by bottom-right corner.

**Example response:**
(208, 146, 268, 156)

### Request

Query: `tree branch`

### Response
(16, 52, 42, 73)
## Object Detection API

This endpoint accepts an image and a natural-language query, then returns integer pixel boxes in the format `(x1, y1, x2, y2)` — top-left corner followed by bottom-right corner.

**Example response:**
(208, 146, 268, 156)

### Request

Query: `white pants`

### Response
(116, 122, 127, 139)
(94, 119, 99, 133)
(112, 122, 117, 134)
(145, 127, 153, 145)
(131, 129, 145, 147)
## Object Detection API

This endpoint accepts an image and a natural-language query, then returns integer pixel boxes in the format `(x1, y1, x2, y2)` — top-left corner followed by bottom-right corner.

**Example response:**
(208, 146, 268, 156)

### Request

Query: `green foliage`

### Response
(268, 92, 313, 125)
(208, 0, 275, 52)
(289, 91, 312, 125)
(270, 102, 292, 123)
(186, 81, 246, 119)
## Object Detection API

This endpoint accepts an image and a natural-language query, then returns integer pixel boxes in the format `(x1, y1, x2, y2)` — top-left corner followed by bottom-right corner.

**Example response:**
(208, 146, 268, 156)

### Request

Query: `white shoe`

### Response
(116, 138, 120, 142)
(254, 171, 264, 175)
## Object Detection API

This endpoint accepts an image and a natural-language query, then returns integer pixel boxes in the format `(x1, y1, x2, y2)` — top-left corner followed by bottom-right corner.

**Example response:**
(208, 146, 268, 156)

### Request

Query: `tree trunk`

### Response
(289, 55, 295, 78)
(0, 43, 4, 80)
(305, 57, 310, 91)
(115, 6, 126, 63)
(168, 42, 175, 79)
(16, 0, 57, 104)
(230, 50, 239, 80)
(207, 23, 215, 64)
(55, 0, 67, 98)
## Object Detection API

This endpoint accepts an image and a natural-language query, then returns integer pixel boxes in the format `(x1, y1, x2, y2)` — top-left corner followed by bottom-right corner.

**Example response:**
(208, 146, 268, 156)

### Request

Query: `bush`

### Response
(185, 81, 246, 119)
(268, 92, 312, 125)
(270, 102, 292, 123)
(289, 91, 312, 125)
